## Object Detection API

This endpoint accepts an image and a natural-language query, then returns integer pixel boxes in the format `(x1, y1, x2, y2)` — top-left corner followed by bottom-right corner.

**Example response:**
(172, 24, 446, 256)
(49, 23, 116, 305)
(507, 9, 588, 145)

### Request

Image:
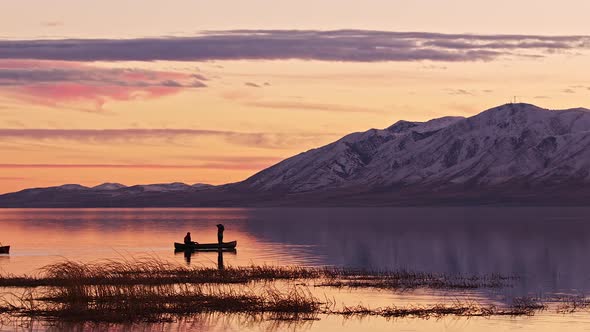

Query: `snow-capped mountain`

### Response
(3, 103, 590, 207)
(92, 183, 127, 190)
(56, 184, 89, 190)
(242, 103, 590, 193)
(130, 182, 193, 192)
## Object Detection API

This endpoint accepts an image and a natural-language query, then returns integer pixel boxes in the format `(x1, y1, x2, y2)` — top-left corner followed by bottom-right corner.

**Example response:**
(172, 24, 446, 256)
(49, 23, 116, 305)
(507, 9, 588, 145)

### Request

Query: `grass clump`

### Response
(0, 259, 322, 288)
(3, 284, 320, 323)
(333, 297, 545, 319)
(317, 270, 514, 290)
(0, 258, 515, 291)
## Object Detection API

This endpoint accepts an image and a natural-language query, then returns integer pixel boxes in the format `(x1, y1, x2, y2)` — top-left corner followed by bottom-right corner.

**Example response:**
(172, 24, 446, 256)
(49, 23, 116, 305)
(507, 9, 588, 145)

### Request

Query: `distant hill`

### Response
(3, 103, 590, 207)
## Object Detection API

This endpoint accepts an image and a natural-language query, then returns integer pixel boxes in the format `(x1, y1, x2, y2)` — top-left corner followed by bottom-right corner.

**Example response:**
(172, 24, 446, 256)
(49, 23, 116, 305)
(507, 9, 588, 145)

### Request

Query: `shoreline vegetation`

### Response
(0, 258, 587, 325)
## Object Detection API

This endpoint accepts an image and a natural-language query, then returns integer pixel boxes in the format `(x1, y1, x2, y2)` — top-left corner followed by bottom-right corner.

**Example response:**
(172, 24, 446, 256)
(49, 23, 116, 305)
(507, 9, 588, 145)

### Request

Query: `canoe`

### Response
(0, 246, 9, 254)
(174, 241, 237, 251)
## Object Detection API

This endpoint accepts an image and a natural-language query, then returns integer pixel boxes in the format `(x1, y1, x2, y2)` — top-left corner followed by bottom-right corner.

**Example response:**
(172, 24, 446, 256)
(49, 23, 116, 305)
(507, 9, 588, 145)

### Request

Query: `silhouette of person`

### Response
(216, 224, 225, 244)
(217, 249, 224, 270)
(184, 250, 191, 265)
(184, 232, 192, 245)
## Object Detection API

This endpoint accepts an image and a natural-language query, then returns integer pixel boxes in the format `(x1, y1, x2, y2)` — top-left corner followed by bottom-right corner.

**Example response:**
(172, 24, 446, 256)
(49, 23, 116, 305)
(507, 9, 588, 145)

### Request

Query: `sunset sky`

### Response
(1, 0, 590, 193)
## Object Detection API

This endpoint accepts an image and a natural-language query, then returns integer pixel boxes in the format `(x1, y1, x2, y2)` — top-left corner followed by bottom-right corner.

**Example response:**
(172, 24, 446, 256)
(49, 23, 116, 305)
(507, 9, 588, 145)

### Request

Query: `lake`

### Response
(2, 207, 590, 331)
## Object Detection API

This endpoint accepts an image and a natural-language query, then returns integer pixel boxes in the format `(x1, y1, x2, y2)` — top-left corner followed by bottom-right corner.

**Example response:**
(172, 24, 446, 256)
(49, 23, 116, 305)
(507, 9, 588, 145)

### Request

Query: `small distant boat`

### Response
(174, 241, 237, 251)
(0, 245, 9, 254)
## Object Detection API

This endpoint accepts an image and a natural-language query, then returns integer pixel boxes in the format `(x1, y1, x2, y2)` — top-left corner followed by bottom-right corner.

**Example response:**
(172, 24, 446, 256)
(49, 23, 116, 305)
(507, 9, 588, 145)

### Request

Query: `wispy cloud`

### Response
(0, 163, 266, 170)
(444, 88, 494, 96)
(245, 100, 384, 113)
(0, 176, 27, 180)
(0, 155, 284, 173)
(40, 21, 64, 27)
(567, 85, 590, 92)
(445, 89, 475, 96)
(0, 60, 207, 111)
(0, 30, 588, 63)
(0, 128, 339, 149)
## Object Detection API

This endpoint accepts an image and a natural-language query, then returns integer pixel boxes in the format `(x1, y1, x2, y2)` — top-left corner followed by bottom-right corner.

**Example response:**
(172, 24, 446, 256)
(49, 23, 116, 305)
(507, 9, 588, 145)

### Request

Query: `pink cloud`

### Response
(0, 60, 207, 111)
(18, 84, 180, 111)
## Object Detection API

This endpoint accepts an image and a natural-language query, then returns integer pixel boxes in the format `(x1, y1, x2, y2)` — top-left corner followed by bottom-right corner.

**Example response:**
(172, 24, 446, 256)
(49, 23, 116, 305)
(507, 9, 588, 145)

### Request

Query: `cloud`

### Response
(41, 21, 63, 27)
(245, 100, 384, 113)
(0, 163, 267, 170)
(0, 128, 339, 149)
(562, 88, 576, 94)
(0, 61, 206, 88)
(0, 30, 588, 63)
(0, 176, 26, 180)
(177, 155, 283, 164)
(0, 156, 284, 174)
(445, 89, 474, 96)
(0, 60, 206, 111)
(445, 88, 495, 96)
(244, 82, 261, 88)
(568, 85, 590, 92)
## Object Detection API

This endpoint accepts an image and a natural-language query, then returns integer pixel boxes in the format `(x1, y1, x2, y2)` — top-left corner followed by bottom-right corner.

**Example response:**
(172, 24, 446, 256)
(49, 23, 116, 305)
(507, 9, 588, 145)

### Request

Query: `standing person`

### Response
(216, 224, 225, 244)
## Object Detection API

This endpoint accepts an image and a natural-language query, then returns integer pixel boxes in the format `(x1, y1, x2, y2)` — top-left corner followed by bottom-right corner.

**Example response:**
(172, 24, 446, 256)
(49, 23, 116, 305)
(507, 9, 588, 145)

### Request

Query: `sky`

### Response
(1, 0, 590, 193)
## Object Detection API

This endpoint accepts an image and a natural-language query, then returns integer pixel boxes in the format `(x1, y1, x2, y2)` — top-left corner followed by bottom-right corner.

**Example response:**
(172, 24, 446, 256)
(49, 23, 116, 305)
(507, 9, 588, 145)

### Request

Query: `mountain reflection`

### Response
(240, 207, 590, 296)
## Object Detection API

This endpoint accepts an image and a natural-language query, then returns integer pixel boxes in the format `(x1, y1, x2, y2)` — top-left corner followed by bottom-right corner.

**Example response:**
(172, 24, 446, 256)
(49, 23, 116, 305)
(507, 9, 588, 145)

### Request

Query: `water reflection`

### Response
(2, 207, 590, 297)
(218, 250, 224, 270)
(174, 248, 235, 269)
(10, 310, 590, 332)
(184, 249, 191, 265)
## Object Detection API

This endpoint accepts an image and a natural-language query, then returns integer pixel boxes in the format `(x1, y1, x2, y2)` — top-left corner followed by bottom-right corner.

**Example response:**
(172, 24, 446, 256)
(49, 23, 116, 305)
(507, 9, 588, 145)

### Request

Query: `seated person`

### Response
(184, 232, 193, 245)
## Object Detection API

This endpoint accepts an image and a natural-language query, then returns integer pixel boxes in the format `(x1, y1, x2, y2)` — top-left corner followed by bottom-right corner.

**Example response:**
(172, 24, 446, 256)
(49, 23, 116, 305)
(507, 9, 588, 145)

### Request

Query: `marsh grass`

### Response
(333, 298, 545, 319)
(551, 295, 590, 313)
(317, 270, 513, 290)
(0, 259, 323, 288)
(2, 284, 320, 323)
(0, 257, 554, 324)
(0, 258, 515, 291)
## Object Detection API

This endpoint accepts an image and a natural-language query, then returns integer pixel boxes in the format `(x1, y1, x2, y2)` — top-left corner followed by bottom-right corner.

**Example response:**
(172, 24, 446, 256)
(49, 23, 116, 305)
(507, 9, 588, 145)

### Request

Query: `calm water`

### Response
(2, 207, 590, 331)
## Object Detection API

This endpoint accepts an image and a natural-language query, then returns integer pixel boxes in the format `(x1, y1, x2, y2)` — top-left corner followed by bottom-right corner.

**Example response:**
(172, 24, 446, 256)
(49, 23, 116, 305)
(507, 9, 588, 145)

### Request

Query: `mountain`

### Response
(129, 182, 193, 192)
(240, 103, 590, 194)
(56, 184, 89, 190)
(92, 183, 127, 190)
(3, 103, 590, 207)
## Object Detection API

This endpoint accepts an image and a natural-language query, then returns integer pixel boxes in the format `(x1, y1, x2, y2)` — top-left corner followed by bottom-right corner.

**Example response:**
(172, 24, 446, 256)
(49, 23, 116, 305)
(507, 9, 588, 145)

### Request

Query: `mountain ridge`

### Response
(3, 103, 590, 207)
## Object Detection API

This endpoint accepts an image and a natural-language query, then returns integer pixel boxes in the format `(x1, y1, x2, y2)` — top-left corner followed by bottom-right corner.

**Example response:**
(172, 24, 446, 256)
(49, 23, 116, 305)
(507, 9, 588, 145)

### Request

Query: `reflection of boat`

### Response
(174, 241, 237, 251)
(0, 246, 9, 254)
(174, 248, 237, 253)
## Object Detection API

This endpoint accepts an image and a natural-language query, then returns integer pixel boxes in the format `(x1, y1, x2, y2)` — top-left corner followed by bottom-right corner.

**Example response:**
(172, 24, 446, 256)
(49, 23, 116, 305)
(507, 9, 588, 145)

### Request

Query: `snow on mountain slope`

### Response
(132, 182, 193, 192)
(242, 103, 590, 193)
(92, 183, 127, 190)
(192, 183, 215, 190)
(56, 184, 89, 190)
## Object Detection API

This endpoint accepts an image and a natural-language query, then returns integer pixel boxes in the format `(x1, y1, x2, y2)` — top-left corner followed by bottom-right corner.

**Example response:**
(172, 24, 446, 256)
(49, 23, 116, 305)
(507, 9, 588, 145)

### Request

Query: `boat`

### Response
(174, 241, 237, 251)
(0, 246, 9, 254)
